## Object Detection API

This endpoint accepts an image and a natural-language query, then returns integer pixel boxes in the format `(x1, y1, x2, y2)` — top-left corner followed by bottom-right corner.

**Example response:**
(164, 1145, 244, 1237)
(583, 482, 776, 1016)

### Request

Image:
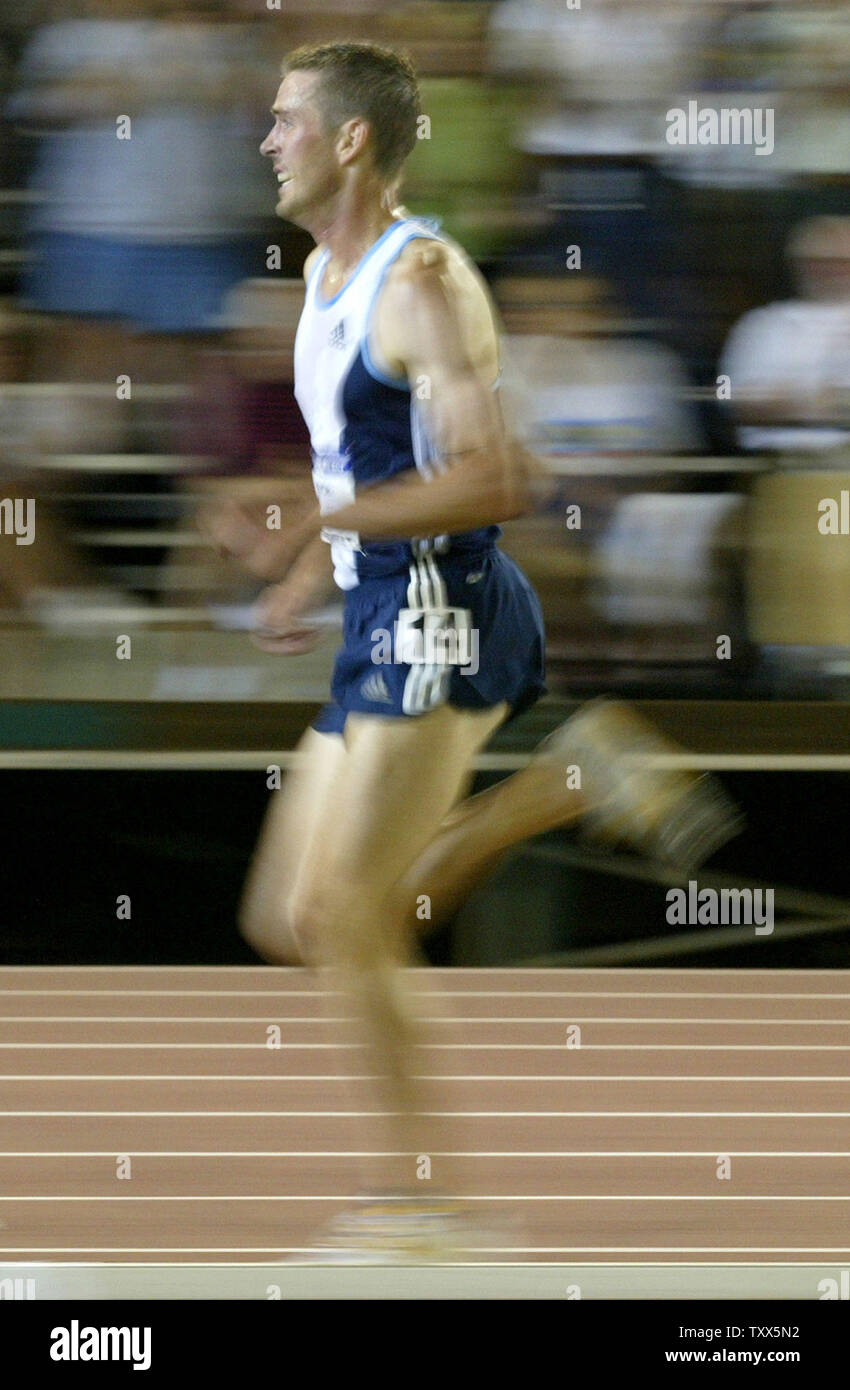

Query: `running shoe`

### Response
(295, 1197, 502, 1264)
(535, 697, 744, 874)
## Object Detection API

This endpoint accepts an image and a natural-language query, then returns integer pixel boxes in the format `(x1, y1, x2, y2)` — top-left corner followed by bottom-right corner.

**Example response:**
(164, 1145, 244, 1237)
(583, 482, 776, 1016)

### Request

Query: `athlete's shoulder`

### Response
(375, 223, 499, 375)
(383, 232, 492, 336)
(388, 231, 475, 295)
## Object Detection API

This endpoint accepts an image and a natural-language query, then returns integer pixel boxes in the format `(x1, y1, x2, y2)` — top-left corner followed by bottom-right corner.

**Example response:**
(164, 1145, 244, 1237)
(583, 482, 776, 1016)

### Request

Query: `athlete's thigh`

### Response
(239, 724, 347, 946)
(295, 701, 509, 910)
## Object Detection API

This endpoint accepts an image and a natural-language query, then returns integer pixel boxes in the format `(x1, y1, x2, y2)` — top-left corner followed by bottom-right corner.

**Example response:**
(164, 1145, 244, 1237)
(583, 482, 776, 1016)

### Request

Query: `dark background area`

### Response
(4, 766, 850, 968)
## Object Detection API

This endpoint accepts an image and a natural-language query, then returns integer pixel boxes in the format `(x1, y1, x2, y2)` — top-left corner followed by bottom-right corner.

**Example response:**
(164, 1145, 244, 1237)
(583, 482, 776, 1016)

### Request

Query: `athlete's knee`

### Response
(238, 886, 303, 965)
(288, 878, 387, 971)
(238, 903, 282, 962)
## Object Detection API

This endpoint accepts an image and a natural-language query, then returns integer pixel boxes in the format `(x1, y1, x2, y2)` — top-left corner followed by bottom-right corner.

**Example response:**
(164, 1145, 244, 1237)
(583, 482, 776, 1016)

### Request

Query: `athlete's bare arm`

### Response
(201, 237, 534, 639)
(290, 239, 531, 546)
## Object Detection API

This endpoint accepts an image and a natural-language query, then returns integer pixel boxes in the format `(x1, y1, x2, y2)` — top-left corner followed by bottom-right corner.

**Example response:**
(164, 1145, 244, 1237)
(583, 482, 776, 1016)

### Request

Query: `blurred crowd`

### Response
(0, 0, 848, 693)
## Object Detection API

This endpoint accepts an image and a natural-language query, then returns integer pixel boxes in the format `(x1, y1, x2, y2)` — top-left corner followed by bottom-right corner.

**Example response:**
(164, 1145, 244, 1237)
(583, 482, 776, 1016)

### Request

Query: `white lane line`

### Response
(5, 749, 850, 770)
(4, 1110, 850, 1118)
(5, 1074, 850, 1081)
(2, 990, 849, 998)
(5, 1194, 850, 1202)
(6, 1251, 849, 1262)
(0, 1260, 837, 1267)
(0, 966, 844, 973)
(2, 1042, 850, 1051)
(3, 1150, 849, 1158)
(4, 1016, 848, 1025)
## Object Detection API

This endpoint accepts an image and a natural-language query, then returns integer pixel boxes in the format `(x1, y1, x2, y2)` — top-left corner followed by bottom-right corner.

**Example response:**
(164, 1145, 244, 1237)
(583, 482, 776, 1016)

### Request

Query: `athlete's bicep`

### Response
(387, 248, 514, 476)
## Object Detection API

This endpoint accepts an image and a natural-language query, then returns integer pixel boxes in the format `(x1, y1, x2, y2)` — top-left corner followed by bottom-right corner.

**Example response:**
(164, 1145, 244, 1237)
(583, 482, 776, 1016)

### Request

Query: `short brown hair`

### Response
(282, 41, 421, 181)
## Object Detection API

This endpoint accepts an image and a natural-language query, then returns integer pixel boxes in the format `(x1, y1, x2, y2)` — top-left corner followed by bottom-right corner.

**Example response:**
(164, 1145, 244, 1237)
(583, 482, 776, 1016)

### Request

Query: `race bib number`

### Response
(312, 451, 358, 548)
(395, 606, 474, 666)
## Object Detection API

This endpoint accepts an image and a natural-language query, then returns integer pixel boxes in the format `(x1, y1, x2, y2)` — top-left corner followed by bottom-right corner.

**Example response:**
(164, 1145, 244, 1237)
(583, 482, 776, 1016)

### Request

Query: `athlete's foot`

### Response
(537, 698, 744, 875)
(293, 1195, 507, 1265)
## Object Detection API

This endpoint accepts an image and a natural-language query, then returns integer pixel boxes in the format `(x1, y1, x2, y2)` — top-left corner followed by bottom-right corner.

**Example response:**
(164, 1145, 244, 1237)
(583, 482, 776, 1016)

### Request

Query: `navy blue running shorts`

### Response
(311, 546, 547, 736)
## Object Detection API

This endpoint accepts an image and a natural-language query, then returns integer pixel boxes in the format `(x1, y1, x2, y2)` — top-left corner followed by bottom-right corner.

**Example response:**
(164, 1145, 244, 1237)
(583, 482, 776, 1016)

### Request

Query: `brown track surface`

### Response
(1, 967, 848, 1263)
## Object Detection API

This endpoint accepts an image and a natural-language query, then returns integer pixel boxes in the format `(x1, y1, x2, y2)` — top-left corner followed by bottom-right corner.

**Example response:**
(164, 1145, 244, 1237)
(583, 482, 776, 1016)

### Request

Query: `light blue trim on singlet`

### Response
(313, 219, 412, 310)
(361, 225, 444, 389)
(304, 249, 326, 300)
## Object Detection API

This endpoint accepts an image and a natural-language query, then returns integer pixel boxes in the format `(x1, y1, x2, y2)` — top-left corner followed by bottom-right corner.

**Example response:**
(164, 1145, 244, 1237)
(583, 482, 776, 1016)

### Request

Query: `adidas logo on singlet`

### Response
(329, 320, 346, 348)
(360, 672, 392, 703)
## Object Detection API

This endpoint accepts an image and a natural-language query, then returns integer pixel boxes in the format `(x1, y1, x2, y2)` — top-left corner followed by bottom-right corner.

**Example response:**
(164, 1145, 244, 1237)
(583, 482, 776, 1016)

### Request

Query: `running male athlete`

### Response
(206, 43, 740, 1261)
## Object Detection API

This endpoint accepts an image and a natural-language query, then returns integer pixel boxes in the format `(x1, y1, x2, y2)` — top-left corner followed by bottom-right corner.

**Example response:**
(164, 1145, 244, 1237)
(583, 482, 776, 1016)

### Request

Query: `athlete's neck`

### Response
(307, 192, 400, 285)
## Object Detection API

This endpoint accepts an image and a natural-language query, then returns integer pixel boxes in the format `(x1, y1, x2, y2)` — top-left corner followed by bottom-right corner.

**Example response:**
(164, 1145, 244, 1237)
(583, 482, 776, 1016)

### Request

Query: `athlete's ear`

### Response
(336, 116, 371, 168)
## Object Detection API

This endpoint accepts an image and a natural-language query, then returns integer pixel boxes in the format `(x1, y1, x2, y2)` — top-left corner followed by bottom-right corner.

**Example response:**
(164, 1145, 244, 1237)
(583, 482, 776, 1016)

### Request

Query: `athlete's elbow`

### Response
(489, 464, 531, 522)
(456, 449, 531, 524)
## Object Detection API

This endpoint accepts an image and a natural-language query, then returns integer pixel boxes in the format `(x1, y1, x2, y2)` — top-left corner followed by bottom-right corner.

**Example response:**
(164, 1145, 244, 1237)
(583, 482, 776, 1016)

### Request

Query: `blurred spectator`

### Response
(497, 274, 702, 459)
(493, 272, 719, 678)
(7, 0, 271, 442)
(0, 298, 142, 626)
(179, 278, 310, 479)
(655, 1, 850, 386)
(491, 0, 695, 159)
(719, 216, 850, 457)
(593, 490, 744, 639)
(751, 1, 848, 184)
(488, 0, 696, 316)
(164, 276, 315, 617)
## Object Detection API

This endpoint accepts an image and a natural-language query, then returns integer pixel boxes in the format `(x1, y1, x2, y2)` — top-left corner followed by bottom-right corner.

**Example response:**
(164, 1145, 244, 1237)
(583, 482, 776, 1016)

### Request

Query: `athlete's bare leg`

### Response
(238, 724, 348, 962)
(241, 714, 587, 965)
(242, 690, 739, 973)
(399, 696, 743, 934)
(241, 700, 510, 1195)
(397, 755, 587, 933)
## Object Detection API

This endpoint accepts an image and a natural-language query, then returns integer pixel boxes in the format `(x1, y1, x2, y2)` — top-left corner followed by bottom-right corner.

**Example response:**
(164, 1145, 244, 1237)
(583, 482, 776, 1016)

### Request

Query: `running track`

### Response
(1, 966, 849, 1267)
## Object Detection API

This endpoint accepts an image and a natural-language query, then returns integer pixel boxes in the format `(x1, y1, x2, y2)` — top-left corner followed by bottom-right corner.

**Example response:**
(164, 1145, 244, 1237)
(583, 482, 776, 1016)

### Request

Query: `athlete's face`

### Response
(260, 71, 342, 226)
